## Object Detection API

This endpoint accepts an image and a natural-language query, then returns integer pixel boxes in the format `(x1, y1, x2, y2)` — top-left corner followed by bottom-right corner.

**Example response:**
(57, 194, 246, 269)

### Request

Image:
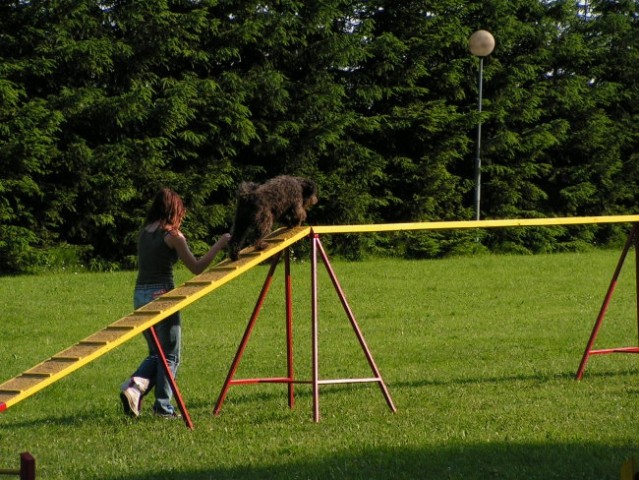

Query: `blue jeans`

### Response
(132, 284, 181, 415)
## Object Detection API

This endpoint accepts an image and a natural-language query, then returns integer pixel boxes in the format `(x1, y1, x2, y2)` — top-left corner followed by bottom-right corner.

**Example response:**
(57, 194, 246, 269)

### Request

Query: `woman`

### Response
(120, 188, 231, 418)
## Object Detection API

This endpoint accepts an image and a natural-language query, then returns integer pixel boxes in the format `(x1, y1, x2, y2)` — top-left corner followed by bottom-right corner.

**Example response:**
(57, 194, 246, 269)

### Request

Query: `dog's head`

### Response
(237, 181, 259, 198)
(300, 178, 318, 208)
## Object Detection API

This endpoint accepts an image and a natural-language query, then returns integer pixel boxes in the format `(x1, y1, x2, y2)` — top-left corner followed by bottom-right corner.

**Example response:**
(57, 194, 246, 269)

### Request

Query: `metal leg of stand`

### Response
(315, 236, 396, 413)
(311, 235, 320, 422)
(575, 224, 639, 380)
(284, 249, 295, 409)
(310, 233, 396, 422)
(213, 252, 283, 415)
(149, 326, 193, 430)
(635, 227, 639, 347)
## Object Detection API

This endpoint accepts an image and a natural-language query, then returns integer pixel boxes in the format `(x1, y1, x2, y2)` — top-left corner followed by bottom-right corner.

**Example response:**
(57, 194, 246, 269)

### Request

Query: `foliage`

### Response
(2, 253, 639, 479)
(1, 0, 639, 272)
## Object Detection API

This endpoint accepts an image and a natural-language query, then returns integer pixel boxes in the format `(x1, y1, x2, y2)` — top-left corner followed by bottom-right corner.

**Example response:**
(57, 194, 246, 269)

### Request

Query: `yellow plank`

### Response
(83, 329, 130, 344)
(0, 226, 311, 411)
(311, 215, 639, 234)
(0, 376, 43, 394)
(26, 359, 75, 376)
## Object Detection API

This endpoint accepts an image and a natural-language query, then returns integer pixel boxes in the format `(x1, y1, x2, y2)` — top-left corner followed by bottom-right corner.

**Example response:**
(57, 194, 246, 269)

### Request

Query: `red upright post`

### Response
(149, 326, 194, 429)
(311, 234, 320, 422)
(635, 227, 639, 347)
(284, 249, 295, 409)
(19, 452, 35, 480)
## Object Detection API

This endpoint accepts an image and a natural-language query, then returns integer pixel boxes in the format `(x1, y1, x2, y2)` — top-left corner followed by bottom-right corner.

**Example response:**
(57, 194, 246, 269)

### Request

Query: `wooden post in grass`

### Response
(0, 452, 35, 480)
(620, 456, 639, 480)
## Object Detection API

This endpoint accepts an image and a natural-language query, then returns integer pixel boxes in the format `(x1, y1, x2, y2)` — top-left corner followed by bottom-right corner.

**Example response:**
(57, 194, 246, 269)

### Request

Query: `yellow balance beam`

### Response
(310, 215, 639, 234)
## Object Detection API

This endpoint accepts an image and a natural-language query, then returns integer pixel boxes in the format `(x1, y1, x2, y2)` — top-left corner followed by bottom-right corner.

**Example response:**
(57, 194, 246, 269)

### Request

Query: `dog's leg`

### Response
(293, 205, 307, 225)
(283, 206, 306, 226)
(229, 205, 254, 261)
(253, 211, 273, 250)
(228, 227, 246, 261)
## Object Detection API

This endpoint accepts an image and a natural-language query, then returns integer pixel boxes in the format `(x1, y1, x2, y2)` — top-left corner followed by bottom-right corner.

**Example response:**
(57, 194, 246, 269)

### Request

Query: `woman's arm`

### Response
(166, 232, 231, 275)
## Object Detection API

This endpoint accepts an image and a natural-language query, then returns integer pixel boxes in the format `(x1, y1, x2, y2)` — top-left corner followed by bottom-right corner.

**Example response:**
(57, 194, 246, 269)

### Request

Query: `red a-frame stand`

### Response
(576, 223, 639, 380)
(213, 233, 396, 421)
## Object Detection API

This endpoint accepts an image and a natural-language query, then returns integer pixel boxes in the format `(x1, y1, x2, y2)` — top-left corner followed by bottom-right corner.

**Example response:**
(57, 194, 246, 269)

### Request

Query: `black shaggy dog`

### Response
(228, 175, 318, 261)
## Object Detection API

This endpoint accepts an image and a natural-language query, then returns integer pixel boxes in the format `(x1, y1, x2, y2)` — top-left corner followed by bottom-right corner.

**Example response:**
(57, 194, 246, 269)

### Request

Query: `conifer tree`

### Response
(2, 0, 639, 271)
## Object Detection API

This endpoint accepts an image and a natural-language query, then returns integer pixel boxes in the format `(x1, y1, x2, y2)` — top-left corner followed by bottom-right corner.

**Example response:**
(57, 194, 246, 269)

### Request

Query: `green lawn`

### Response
(1, 249, 638, 479)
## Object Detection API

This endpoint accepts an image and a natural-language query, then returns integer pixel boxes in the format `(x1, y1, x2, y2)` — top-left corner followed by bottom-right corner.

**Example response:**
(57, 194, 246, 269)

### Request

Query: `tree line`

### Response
(1, 0, 638, 273)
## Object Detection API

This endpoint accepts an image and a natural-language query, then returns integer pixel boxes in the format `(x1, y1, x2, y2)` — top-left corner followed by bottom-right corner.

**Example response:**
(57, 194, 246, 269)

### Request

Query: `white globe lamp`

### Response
(468, 30, 495, 221)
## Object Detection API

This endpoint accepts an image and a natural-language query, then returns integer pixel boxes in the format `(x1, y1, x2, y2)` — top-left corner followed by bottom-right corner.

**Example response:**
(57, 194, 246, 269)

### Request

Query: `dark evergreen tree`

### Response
(2, 0, 639, 271)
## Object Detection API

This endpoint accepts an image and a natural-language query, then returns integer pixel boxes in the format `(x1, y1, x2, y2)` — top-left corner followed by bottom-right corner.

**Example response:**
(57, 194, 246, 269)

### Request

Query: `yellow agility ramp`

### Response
(0, 226, 311, 412)
(2, 214, 639, 413)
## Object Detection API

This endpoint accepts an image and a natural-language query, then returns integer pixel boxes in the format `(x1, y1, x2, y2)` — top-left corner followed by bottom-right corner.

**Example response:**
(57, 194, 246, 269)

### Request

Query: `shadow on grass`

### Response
(6, 367, 637, 430)
(1, 385, 375, 430)
(100, 442, 633, 480)
(391, 367, 639, 389)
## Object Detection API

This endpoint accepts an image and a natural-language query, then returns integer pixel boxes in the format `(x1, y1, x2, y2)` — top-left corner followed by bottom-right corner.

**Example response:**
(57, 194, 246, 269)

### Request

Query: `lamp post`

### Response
(468, 30, 495, 221)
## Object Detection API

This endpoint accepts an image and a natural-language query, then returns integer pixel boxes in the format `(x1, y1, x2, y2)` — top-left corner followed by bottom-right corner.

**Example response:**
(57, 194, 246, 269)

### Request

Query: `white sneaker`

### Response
(119, 377, 149, 417)
(120, 387, 140, 417)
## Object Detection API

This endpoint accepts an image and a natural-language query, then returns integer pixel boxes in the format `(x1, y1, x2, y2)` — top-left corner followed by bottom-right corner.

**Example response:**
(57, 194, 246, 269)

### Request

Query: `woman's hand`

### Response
(215, 233, 232, 249)
(167, 231, 232, 275)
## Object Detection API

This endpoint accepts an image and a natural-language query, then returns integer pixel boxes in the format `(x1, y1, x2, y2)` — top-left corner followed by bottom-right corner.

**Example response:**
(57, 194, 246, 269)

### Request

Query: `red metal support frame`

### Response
(313, 234, 397, 419)
(213, 251, 292, 415)
(575, 224, 639, 380)
(213, 233, 396, 422)
(148, 326, 194, 430)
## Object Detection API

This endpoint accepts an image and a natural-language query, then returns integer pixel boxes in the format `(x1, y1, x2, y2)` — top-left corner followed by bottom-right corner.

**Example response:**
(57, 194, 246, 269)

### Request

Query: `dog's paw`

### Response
(254, 240, 268, 251)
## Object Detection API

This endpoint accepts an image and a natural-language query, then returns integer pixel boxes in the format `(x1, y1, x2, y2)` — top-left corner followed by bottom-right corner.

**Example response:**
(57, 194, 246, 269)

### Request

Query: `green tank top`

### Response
(136, 228, 178, 286)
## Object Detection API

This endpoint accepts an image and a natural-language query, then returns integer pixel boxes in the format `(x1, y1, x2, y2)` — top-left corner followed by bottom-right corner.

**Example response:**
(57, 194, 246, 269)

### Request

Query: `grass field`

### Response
(1, 248, 639, 479)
